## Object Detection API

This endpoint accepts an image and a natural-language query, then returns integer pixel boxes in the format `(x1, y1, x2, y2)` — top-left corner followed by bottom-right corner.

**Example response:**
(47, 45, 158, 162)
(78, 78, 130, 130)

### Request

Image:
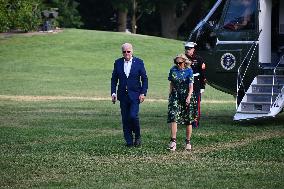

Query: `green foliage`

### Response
(43, 0, 83, 28)
(0, 0, 42, 32)
(0, 0, 83, 32)
(0, 0, 9, 31)
(111, 0, 132, 11)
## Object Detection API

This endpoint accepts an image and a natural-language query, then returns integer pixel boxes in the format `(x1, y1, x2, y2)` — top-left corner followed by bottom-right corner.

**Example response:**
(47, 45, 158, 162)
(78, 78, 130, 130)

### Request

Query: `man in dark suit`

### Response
(111, 43, 148, 147)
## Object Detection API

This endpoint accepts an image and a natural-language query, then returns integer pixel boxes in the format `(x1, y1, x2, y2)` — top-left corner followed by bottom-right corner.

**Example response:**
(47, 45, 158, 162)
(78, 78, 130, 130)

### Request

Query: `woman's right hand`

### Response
(186, 95, 191, 106)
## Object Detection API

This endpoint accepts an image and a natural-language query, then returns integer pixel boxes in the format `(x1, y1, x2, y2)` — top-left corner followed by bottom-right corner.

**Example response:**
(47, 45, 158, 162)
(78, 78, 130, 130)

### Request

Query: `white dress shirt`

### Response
(124, 58, 133, 78)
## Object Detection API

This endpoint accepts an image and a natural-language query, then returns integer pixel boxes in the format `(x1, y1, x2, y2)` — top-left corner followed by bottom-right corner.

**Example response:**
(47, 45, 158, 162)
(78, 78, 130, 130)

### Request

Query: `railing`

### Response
(270, 54, 284, 107)
(236, 30, 262, 109)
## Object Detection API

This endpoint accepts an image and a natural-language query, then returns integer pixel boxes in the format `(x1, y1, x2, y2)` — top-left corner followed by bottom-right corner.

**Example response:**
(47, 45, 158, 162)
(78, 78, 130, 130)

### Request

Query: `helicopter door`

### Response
(275, 0, 284, 58)
(279, 0, 284, 56)
(215, 0, 258, 73)
(259, 0, 272, 64)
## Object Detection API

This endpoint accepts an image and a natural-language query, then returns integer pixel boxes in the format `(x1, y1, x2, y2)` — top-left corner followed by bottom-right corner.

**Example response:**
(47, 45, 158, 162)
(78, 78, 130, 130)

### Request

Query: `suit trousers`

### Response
(119, 95, 140, 145)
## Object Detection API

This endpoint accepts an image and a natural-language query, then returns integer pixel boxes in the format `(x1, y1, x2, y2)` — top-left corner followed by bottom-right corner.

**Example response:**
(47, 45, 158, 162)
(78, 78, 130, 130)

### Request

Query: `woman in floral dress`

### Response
(167, 54, 197, 151)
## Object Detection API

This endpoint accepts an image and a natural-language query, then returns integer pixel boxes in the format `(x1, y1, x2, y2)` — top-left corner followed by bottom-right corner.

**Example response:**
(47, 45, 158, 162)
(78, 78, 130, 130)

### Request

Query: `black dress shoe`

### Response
(134, 138, 141, 147)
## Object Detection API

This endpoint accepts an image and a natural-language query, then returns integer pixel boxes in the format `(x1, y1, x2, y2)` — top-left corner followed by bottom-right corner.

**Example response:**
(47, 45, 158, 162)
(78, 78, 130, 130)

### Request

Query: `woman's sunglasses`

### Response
(123, 51, 131, 53)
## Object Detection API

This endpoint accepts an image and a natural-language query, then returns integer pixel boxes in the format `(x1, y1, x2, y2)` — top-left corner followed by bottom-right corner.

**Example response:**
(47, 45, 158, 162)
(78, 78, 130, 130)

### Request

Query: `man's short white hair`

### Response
(121, 43, 133, 51)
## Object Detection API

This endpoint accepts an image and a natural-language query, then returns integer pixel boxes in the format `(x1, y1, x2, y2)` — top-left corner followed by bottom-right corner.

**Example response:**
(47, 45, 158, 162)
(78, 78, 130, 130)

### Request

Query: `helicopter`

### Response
(187, 0, 284, 120)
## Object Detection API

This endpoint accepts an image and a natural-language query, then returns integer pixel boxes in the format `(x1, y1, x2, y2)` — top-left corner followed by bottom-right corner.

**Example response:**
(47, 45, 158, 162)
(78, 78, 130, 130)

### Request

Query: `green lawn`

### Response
(0, 29, 283, 188)
(0, 29, 233, 101)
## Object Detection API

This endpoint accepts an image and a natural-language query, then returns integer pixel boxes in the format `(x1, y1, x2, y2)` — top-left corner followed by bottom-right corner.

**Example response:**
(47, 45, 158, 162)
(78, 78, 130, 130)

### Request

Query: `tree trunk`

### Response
(131, 0, 137, 34)
(117, 10, 128, 32)
(158, 0, 199, 39)
(159, 1, 178, 39)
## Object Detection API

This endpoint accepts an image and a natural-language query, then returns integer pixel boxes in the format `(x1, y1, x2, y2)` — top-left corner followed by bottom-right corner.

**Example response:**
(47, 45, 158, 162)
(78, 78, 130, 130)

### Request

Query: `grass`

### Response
(0, 29, 283, 188)
(0, 99, 283, 189)
(0, 29, 233, 101)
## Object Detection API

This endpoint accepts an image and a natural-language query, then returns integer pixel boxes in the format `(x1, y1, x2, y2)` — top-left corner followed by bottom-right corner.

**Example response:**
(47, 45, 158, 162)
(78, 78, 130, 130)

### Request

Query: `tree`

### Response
(76, 0, 116, 31)
(157, 0, 199, 39)
(42, 0, 83, 28)
(0, 0, 42, 32)
(131, 0, 137, 33)
(75, 0, 212, 39)
(111, 0, 131, 32)
(112, 0, 151, 33)
(0, 0, 10, 32)
(130, 0, 156, 34)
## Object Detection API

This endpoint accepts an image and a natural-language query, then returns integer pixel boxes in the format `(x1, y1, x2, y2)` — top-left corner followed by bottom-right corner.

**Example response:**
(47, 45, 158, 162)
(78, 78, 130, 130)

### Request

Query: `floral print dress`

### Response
(167, 66, 198, 125)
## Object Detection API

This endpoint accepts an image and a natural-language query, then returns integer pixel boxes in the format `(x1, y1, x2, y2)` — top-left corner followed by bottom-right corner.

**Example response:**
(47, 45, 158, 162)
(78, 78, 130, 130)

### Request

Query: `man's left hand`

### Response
(139, 94, 145, 103)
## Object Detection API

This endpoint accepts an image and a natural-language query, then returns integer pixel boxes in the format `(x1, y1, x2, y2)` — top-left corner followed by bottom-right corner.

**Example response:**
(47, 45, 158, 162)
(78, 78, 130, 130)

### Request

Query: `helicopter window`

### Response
(223, 0, 256, 31)
(192, 1, 225, 51)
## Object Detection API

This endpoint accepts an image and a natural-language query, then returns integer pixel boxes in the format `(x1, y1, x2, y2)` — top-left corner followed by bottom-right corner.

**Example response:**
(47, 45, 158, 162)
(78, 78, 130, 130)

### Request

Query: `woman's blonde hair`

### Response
(174, 53, 191, 66)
